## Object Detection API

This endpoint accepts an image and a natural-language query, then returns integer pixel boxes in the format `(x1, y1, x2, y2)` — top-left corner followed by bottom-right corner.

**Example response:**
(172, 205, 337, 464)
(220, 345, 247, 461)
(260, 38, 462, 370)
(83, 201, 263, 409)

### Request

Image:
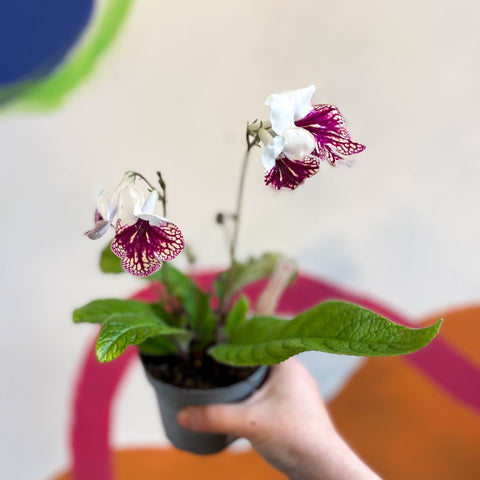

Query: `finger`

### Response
(178, 403, 251, 437)
(269, 357, 314, 389)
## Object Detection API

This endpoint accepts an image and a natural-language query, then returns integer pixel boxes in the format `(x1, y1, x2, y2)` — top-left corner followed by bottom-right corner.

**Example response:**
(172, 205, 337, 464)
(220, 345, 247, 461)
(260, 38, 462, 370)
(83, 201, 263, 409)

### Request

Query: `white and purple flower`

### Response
(85, 174, 185, 277)
(259, 85, 365, 190)
(111, 185, 185, 277)
(85, 173, 135, 240)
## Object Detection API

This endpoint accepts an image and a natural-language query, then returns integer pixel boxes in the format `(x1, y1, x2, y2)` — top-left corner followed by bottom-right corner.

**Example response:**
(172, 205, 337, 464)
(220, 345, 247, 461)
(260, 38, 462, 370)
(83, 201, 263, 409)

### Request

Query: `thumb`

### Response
(177, 403, 249, 437)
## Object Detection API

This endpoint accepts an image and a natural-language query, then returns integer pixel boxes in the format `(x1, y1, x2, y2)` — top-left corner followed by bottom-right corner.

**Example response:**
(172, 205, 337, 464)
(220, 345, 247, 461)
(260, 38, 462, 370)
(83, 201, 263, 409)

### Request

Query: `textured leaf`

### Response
(192, 292, 217, 349)
(96, 313, 187, 362)
(73, 299, 155, 324)
(225, 296, 249, 337)
(149, 263, 215, 346)
(209, 301, 442, 366)
(138, 335, 178, 356)
(148, 263, 198, 316)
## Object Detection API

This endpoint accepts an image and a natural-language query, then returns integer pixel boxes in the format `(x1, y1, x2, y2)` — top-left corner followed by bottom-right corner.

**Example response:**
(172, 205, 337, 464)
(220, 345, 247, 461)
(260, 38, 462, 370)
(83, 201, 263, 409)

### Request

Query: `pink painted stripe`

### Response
(71, 289, 153, 480)
(71, 272, 480, 479)
(71, 338, 135, 480)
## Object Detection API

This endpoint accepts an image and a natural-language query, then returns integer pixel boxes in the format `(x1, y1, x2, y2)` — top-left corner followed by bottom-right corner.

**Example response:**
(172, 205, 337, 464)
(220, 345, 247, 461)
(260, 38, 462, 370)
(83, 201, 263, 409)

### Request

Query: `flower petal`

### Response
(96, 190, 110, 221)
(85, 209, 110, 239)
(262, 135, 286, 170)
(281, 127, 316, 161)
(111, 219, 185, 277)
(264, 154, 320, 190)
(295, 104, 366, 165)
(266, 85, 315, 134)
(117, 184, 144, 226)
(138, 190, 158, 216)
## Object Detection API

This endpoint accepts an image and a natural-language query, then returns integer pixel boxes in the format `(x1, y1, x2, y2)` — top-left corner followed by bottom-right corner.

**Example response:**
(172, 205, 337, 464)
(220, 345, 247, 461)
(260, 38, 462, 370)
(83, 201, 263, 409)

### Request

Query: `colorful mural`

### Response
(0, 0, 133, 108)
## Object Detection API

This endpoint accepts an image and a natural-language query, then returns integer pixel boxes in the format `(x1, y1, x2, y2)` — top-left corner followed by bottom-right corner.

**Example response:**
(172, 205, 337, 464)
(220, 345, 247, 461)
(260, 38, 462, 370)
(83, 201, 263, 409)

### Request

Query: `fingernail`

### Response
(177, 409, 191, 429)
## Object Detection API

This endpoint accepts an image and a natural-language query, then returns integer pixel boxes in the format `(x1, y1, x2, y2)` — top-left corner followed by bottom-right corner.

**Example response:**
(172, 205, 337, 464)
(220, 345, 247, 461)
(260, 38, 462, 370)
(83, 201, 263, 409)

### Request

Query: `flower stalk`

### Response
(216, 123, 261, 319)
(229, 126, 258, 264)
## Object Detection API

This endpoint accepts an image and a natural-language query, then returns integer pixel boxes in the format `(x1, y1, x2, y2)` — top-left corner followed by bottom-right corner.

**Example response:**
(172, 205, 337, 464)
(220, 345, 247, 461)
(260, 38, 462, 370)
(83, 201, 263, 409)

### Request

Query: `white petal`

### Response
(289, 85, 315, 120)
(105, 198, 118, 221)
(265, 85, 315, 134)
(135, 190, 166, 226)
(117, 184, 144, 225)
(106, 174, 136, 220)
(140, 190, 159, 215)
(266, 94, 296, 134)
(262, 135, 285, 170)
(137, 212, 165, 227)
(96, 190, 109, 220)
(118, 172, 136, 189)
(281, 127, 316, 161)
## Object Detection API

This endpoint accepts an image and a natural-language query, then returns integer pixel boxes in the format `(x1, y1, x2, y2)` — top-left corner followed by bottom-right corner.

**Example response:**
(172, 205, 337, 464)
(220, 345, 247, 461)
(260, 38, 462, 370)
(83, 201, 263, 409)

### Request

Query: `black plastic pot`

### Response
(141, 357, 269, 455)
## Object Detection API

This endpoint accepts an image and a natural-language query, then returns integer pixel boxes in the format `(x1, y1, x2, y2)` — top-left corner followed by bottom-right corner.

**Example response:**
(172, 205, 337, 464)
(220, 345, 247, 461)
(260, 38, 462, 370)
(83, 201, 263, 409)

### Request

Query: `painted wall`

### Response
(1, 1, 479, 478)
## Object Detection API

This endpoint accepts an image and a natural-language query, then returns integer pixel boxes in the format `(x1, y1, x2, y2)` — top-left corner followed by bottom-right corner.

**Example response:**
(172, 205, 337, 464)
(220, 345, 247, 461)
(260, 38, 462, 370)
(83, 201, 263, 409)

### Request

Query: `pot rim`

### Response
(140, 355, 269, 395)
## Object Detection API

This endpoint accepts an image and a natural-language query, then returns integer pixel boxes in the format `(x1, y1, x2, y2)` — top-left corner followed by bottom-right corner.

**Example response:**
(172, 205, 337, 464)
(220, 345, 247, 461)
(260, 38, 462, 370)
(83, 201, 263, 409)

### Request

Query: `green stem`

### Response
(127, 171, 156, 190)
(169, 335, 189, 362)
(229, 141, 254, 264)
(218, 128, 256, 316)
(126, 170, 167, 217)
(156, 171, 167, 217)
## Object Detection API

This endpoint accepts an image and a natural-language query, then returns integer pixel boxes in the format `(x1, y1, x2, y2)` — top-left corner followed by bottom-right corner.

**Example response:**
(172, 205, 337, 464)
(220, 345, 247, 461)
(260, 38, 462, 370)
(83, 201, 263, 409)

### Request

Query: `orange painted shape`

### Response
(329, 306, 480, 480)
(423, 305, 480, 367)
(52, 447, 286, 480)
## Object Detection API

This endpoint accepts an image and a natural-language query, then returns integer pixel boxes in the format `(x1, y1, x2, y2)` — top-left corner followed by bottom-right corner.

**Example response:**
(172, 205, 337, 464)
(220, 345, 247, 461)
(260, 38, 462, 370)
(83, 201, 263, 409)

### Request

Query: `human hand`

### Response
(178, 357, 381, 480)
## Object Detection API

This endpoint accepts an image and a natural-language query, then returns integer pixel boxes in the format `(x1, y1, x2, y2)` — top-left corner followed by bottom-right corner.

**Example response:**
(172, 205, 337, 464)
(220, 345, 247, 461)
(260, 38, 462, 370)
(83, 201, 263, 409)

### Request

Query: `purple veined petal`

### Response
(154, 222, 186, 261)
(312, 137, 365, 166)
(111, 219, 185, 277)
(85, 209, 110, 240)
(295, 104, 366, 165)
(296, 104, 349, 135)
(264, 154, 320, 190)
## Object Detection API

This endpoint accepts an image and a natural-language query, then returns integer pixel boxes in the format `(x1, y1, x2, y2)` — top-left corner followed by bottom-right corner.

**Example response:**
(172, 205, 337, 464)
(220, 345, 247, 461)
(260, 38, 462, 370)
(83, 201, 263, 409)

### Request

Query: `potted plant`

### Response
(74, 85, 442, 455)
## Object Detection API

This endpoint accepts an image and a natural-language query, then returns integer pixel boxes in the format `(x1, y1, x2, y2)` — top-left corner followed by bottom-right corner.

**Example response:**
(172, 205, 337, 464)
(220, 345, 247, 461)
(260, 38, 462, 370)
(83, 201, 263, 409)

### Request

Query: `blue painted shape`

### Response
(0, 0, 94, 86)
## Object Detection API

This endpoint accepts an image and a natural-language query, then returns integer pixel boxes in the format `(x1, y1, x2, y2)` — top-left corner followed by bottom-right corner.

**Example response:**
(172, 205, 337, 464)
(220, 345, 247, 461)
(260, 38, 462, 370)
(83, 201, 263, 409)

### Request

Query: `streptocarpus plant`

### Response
(74, 85, 441, 376)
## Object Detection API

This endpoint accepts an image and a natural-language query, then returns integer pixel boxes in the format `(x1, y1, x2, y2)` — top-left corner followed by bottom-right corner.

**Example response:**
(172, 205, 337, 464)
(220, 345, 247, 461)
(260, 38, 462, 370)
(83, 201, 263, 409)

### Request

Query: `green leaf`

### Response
(148, 263, 198, 316)
(73, 299, 155, 324)
(225, 296, 249, 337)
(99, 243, 124, 273)
(191, 291, 217, 350)
(96, 312, 187, 362)
(215, 253, 296, 304)
(137, 335, 178, 356)
(148, 263, 215, 347)
(209, 301, 442, 366)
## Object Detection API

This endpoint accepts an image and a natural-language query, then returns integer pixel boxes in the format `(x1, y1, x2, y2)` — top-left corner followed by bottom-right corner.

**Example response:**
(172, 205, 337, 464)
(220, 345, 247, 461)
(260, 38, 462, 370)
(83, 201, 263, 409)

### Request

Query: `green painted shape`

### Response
(1, 0, 134, 111)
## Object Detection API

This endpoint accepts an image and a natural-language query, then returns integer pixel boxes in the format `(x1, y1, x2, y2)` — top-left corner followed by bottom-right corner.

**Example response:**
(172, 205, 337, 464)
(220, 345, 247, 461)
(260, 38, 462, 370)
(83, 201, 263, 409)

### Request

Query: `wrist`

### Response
(285, 430, 381, 480)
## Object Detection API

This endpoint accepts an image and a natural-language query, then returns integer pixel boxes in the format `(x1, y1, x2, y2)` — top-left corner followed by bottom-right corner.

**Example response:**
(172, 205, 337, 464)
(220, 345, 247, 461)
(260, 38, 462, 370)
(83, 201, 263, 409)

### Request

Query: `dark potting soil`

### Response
(141, 352, 259, 389)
